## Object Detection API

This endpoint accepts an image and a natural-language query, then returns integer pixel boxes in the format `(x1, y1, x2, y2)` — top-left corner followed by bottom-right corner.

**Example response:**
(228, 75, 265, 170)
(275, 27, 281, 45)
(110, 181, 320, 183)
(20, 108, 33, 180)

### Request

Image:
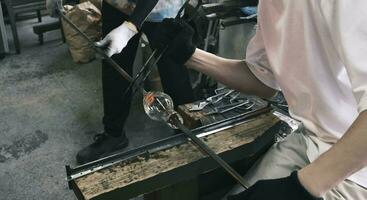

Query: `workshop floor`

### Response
(0, 17, 171, 200)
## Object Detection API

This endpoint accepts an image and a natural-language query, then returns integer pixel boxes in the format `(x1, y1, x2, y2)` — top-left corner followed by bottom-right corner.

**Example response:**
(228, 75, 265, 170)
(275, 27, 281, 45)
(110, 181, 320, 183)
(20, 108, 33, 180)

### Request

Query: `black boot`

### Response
(76, 132, 129, 165)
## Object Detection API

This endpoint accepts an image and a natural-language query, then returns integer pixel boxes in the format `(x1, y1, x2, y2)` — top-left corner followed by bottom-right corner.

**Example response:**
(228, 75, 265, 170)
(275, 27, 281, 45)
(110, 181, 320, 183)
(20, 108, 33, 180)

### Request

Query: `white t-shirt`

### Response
(246, 0, 367, 187)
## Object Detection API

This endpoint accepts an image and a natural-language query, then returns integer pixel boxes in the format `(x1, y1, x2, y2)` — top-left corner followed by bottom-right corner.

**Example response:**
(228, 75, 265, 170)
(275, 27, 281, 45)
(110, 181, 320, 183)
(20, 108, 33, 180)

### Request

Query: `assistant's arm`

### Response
(186, 48, 276, 99)
(154, 19, 276, 99)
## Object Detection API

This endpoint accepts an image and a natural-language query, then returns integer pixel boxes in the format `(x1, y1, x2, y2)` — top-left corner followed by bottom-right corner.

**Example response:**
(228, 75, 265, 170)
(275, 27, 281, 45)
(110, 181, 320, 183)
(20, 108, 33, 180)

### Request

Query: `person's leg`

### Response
(101, 2, 141, 136)
(76, 1, 140, 164)
(222, 131, 310, 199)
(143, 22, 196, 106)
(324, 179, 367, 200)
(223, 130, 367, 200)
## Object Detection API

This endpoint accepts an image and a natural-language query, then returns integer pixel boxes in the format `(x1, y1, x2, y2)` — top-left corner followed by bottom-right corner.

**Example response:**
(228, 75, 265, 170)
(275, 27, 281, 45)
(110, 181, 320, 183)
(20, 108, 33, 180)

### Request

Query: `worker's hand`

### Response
(152, 18, 196, 65)
(227, 172, 322, 200)
(95, 22, 138, 57)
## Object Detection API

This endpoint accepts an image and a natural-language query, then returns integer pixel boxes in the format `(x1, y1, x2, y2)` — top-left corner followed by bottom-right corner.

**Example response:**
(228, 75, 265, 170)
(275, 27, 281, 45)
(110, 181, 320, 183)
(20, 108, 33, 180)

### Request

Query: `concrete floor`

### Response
(0, 17, 171, 200)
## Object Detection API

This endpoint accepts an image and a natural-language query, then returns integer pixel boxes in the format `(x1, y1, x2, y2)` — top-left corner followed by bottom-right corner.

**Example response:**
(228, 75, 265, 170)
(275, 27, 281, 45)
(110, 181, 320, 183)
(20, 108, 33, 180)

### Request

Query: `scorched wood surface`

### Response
(74, 113, 279, 200)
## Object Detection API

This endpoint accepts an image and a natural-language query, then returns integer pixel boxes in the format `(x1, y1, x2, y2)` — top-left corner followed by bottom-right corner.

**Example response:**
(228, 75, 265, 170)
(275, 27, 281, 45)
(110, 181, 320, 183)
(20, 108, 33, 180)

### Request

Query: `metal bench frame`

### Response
(3, 0, 46, 53)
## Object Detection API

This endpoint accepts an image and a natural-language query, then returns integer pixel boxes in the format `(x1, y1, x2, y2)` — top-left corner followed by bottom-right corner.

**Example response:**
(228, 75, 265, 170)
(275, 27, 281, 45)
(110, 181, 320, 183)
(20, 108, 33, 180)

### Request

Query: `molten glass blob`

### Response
(143, 91, 183, 129)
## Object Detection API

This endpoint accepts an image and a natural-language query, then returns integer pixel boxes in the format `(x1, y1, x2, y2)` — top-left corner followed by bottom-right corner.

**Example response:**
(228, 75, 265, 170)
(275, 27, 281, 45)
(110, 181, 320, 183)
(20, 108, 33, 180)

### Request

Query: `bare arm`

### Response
(300, 2, 367, 197)
(299, 111, 367, 197)
(186, 48, 276, 98)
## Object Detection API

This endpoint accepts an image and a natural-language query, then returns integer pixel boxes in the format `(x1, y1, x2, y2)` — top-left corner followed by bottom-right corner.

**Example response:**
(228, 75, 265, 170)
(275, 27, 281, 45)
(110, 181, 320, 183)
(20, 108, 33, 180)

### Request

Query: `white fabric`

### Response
(246, 0, 367, 187)
(223, 133, 367, 200)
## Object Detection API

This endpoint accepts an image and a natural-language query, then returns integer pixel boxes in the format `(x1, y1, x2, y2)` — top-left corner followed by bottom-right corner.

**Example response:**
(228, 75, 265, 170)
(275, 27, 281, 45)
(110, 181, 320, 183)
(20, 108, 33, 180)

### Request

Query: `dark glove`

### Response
(227, 171, 323, 200)
(152, 18, 196, 65)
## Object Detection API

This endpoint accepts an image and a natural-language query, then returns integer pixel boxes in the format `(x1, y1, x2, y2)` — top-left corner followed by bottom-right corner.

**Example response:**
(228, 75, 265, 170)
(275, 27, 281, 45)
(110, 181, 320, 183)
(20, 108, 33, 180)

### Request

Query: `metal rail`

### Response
(66, 105, 271, 187)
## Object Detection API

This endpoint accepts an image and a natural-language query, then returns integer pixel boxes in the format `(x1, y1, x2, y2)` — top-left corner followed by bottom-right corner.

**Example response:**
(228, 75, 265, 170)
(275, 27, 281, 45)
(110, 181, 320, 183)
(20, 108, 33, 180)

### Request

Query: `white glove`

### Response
(95, 21, 138, 57)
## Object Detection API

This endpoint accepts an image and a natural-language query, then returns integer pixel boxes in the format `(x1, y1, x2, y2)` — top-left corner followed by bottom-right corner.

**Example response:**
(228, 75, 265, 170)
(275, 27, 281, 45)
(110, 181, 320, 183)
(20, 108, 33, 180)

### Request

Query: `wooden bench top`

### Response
(72, 113, 279, 200)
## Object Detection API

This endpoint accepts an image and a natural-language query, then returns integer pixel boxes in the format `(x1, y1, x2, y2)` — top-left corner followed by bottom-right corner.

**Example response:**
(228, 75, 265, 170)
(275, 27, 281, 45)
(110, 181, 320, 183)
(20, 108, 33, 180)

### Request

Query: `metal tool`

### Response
(212, 89, 235, 104)
(168, 113, 249, 189)
(215, 100, 249, 110)
(59, 1, 248, 190)
(215, 86, 227, 93)
(190, 89, 235, 111)
(204, 101, 254, 116)
(230, 92, 242, 103)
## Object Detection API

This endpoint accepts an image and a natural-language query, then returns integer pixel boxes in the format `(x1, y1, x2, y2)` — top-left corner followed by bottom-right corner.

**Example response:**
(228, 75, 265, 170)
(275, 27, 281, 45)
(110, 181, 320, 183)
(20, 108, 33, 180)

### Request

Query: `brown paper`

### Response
(80, 0, 102, 11)
(61, 2, 102, 64)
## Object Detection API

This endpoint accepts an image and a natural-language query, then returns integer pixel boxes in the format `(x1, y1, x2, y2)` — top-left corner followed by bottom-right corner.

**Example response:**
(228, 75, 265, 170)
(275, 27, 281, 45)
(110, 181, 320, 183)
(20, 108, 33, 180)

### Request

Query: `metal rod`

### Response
(123, 49, 159, 95)
(169, 115, 249, 189)
(67, 106, 270, 182)
(123, 0, 198, 98)
(122, 46, 168, 100)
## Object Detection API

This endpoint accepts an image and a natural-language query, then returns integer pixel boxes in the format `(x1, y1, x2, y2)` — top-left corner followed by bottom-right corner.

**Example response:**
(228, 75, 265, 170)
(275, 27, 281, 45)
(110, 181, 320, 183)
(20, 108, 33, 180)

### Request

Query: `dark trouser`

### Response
(101, 2, 195, 136)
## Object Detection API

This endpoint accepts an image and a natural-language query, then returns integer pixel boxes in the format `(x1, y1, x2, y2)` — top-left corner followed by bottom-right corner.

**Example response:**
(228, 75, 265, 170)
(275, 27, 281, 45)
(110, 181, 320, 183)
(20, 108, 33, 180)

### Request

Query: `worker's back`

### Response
(246, 0, 367, 187)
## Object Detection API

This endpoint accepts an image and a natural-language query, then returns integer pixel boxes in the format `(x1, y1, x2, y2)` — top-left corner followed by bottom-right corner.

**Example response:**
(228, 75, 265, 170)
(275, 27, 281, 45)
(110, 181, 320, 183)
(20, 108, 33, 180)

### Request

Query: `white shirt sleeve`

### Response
(320, 0, 367, 113)
(245, 24, 280, 91)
